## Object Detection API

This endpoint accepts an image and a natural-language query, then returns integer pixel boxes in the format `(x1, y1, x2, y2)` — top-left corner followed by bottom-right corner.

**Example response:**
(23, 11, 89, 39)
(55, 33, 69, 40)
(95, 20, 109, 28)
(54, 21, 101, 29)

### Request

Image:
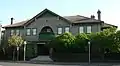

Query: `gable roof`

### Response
(3, 8, 116, 28)
(24, 8, 71, 26)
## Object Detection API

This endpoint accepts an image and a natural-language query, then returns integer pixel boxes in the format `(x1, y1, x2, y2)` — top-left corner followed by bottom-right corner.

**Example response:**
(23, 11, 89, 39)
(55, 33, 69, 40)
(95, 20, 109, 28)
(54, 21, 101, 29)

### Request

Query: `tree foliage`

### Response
(75, 33, 89, 50)
(48, 32, 75, 52)
(8, 35, 24, 47)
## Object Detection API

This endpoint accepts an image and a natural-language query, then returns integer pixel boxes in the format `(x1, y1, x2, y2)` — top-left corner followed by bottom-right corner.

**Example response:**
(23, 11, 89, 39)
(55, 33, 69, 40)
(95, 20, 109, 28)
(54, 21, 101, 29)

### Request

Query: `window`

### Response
(32, 28, 37, 35)
(58, 28, 62, 34)
(79, 26, 84, 33)
(65, 27, 70, 33)
(16, 30, 20, 35)
(87, 26, 91, 33)
(11, 30, 14, 35)
(27, 29, 31, 35)
(47, 29, 51, 32)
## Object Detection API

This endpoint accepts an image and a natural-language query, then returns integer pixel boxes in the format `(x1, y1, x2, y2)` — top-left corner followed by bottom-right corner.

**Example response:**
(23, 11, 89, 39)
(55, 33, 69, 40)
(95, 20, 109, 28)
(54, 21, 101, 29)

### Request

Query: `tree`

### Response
(8, 35, 24, 61)
(114, 30, 120, 52)
(48, 32, 75, 52)
(75, 33, 89, 52)
(90, 27, 117, 53)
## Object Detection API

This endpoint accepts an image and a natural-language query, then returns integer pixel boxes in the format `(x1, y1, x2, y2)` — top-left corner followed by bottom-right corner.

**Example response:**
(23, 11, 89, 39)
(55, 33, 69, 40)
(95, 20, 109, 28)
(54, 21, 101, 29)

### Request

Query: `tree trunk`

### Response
(2, 48, 5, 55)
(17, 47, 19, 61)
(13, 48, 15, 61)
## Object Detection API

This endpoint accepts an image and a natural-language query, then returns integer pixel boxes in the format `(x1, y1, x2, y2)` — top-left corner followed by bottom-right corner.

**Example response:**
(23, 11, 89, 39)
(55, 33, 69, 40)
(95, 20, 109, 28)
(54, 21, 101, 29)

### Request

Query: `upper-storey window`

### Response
(79, 26, 84, 33)
(32, 28, 37, 35)
(58, 27, 62, 34)
(16, 30, 20, 35)
(27, 28, 31, 35)
(65, 27, 70, 33)
(87, 26, 92, 33)
(10, 30, 14, 35)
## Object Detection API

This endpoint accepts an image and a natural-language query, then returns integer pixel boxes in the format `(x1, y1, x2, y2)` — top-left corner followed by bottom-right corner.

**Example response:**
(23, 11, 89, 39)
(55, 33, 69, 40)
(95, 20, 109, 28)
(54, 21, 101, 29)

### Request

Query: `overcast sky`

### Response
(0, 0, 120, 29)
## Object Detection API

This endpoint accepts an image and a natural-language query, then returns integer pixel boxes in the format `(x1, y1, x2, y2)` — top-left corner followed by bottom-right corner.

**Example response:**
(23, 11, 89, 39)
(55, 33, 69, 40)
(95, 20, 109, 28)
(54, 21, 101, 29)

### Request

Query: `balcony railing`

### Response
(39, 32, 55, 41)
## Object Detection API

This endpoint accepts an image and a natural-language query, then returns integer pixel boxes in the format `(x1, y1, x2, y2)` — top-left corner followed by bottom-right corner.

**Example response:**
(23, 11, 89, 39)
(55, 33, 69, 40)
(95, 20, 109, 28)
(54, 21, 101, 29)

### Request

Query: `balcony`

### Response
(39, 32, 55, 41)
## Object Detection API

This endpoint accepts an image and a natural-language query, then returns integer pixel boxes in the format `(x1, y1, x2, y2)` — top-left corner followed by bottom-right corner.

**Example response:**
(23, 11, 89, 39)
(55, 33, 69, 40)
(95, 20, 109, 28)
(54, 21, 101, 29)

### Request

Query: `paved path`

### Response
(0, 62, 80, 66)
(0, 62, 120, 66)
(1, 61, 120, 66)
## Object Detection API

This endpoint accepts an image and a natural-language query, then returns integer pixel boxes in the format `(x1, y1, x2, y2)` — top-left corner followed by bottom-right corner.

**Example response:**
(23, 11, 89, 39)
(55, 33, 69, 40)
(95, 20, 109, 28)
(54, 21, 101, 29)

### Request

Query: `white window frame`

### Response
(11, 30, 14, 35)
(58, 27, 62, 34)
(79, 26, 84, 33)
(65, 27, 70, 33)
(27, 29, 31, 35)
(32, 28, 37, 35)
(87, 26, 92, 33)
(16, 30, 20, 35)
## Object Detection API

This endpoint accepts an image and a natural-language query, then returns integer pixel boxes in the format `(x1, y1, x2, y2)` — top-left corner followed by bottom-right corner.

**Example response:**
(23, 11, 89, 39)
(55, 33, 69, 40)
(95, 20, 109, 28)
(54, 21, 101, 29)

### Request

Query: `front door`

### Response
(37, 44, 49, 55)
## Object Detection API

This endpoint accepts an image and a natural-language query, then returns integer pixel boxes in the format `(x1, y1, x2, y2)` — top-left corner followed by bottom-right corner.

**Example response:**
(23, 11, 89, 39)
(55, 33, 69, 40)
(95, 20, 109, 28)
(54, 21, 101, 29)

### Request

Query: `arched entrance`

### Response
(37, 26, 55, 55)
(39, 26, 55, 41)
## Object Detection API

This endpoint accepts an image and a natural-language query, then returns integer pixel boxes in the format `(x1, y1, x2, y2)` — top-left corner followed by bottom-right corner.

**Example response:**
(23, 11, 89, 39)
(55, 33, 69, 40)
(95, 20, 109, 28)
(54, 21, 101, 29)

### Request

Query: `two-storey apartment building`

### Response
(2, 9, 117, 57)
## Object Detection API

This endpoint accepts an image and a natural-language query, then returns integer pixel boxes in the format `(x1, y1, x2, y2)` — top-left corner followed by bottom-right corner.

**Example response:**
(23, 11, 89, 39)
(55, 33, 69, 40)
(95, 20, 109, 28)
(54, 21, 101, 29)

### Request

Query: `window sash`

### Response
(32, 29, 37, 35)
(58, 28, 62, 34)
(79, 26, 84, 33)
(65, 27, 70, 33)
(87, 26, 91, 33)
(27, 29, 31, 35)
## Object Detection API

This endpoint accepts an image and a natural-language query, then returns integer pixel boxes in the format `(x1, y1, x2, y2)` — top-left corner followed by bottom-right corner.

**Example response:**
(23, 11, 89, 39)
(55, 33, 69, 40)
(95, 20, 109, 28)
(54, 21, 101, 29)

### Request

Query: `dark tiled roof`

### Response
(3, 20, 29, 28)
(64, 15, 101, 23)
(3, 15, 101, 28)
(102, 23, 117, 28)
(63, 15, 89, 22)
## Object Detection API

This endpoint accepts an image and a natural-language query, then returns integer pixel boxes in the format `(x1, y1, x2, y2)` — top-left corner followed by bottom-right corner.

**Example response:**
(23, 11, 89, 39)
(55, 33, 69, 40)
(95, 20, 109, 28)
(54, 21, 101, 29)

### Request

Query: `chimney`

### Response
(91, 15, 95, 19)
(11, 17, 14, 24)
(97, 9, 101, 20)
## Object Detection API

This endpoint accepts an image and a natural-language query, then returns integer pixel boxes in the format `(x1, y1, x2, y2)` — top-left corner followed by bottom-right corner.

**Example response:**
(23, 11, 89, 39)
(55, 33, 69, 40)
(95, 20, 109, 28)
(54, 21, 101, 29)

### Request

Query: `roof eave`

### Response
(2, 25, 24, 28)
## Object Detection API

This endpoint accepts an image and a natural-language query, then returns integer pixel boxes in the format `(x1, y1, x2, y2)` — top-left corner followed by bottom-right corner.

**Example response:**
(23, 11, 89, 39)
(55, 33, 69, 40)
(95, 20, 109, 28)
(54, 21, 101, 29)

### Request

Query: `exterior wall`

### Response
(3, 12, 102, 42)
(4, 23, 101, 42)
(4, 28, 24, 43)
(71, 23, 101, 35)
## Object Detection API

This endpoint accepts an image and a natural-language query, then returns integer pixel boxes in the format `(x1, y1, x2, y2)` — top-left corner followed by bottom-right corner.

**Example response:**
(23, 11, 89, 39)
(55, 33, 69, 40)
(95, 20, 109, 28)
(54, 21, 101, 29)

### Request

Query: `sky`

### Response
(0, 0, 120, 29)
